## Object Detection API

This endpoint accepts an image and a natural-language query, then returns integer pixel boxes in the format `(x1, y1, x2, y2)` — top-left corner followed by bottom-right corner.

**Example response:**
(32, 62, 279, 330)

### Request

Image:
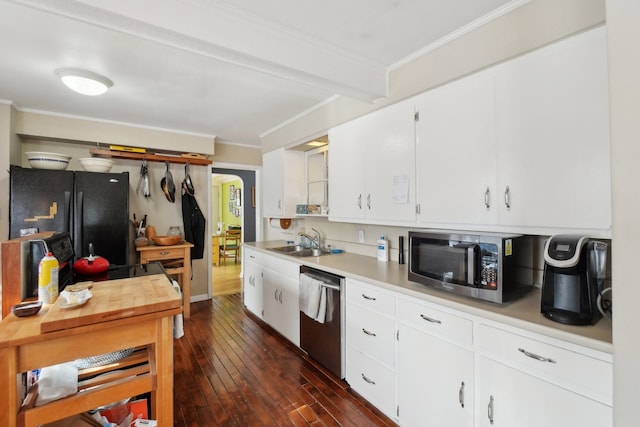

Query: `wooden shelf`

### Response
(90, 148, 212, 165)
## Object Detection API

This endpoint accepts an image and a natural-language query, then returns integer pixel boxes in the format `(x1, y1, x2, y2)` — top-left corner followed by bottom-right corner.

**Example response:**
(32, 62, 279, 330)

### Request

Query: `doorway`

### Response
(211, 168, 256, 296)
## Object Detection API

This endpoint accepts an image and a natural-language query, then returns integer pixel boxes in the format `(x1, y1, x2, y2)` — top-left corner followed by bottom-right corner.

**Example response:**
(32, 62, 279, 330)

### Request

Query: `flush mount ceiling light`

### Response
(55, 68, 113, 96)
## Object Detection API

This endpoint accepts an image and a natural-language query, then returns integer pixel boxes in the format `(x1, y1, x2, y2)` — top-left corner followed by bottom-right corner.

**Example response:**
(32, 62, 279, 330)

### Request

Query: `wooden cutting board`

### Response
(40, 274, 181, 333)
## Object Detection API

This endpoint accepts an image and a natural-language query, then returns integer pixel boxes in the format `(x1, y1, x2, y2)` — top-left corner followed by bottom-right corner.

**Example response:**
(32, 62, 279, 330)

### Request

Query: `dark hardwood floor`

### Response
(173, 293, 398, 427)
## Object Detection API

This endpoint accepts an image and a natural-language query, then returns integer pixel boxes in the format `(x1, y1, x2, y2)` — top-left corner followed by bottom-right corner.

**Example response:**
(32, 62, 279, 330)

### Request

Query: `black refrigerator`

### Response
(9, 165, 130, 266)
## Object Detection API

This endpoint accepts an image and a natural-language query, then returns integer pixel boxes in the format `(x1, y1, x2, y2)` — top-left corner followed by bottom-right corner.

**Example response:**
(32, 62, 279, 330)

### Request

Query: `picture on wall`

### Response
(229, 185, 235, 200)
(229, 202, 234, 213)
(234, 208, 240, 217)
(236, 188, 242, 206)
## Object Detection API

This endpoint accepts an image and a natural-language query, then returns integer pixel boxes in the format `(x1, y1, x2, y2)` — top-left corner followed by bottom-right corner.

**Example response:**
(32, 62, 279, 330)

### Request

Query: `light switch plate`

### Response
(358, 229, 365, 243)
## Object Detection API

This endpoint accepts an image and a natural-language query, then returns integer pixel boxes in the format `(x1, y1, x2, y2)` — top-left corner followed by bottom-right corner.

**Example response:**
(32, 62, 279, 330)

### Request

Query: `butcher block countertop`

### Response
(246, 241, 613, 354)
(0, 273, 182, 347)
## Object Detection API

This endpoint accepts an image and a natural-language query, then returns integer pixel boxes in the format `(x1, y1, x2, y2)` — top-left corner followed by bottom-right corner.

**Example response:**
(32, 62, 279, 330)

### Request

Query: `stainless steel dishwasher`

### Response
(299, 265, 345, 379)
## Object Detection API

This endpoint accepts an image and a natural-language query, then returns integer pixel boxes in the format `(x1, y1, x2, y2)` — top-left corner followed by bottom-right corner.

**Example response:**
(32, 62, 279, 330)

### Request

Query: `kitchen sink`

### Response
(268, 245, 329, 257)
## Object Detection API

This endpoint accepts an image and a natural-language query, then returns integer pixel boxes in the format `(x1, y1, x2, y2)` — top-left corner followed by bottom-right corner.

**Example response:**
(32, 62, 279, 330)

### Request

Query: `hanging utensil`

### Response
(160, 161, 176, 203)
(137, 159, 151, 198)
(183, 163, 195, 195)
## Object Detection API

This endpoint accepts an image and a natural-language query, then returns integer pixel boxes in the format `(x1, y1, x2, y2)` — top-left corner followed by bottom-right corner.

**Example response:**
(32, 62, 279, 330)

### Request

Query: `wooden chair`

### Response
(220, 229, 240, 264)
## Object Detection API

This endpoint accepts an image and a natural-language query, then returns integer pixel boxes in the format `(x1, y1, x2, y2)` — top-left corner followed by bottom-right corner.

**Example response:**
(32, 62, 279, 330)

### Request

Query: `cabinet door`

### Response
(328, 120, 367, 220)
(262, 255, 300, 346)
(494, 27, 611, 231)
(263, 269, 300, 346)
(262, 148, 304, 217)
(243, 250, 263, 319)
(475, 356, 611, 427)
(415, 70, 497, 227)
(363, 100, 417, 223)
(262, 149, 285, 217)
(398, 324, 474, 427)
(329, 100, 416, 223)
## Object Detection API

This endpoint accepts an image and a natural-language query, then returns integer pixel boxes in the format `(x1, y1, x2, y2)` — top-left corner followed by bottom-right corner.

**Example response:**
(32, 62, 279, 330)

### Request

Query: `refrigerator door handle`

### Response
(75, 191, 84, 256)
(64, 191, 72, 234)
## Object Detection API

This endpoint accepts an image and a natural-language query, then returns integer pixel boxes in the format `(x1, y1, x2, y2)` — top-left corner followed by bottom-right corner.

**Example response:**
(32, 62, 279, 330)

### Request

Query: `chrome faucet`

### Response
(298, 228, 323, 250)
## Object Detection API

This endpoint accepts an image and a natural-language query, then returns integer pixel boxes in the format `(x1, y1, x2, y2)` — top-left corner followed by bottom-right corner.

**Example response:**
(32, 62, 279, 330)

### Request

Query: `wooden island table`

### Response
(0, 272, 182, 427)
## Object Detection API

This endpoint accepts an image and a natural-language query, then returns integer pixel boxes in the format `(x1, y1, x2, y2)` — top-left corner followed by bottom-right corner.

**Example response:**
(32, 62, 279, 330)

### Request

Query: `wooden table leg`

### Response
(150, 316, 174, 424)
(0, 347, 18, 427)
(182, 247, 191, 319)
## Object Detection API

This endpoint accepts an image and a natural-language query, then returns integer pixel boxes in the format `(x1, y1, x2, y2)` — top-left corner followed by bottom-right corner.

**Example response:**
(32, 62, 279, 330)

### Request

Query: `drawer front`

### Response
(346, 345, 396, 420)
(346, 303, 395, 367)
(477, 323, 612, 405)
(263, 254, 300, 279)
(397, 297, 472, 347)
(243, 247, 262, 265)
(140, 247, 184, 262)
(346, 278, 395, 316)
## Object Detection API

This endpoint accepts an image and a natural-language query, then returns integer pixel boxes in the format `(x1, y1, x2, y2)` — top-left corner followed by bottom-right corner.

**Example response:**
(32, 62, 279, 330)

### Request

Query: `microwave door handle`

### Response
(467, 245, 477, 285)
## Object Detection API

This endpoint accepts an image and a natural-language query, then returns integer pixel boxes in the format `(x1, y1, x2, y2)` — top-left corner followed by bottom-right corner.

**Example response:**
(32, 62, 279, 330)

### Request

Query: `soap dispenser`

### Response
(377, 235, 389, 262)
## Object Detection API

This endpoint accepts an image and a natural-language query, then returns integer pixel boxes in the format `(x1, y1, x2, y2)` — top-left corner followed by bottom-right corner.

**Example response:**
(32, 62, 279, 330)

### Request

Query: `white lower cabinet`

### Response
(474, 323, 612, 427)
(262, 255, 301, 346)
(342, 287, 612, 427)
(242, 247, 263, 319)
(475, 356, 611, 427)
(397, 298, 474, 427)
(345, 278, 397, 420)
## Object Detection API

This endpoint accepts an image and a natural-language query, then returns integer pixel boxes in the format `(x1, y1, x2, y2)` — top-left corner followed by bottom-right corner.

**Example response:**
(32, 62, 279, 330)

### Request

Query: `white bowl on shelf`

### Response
(79, 157, 114, 172)
(25, 151, 71, 170)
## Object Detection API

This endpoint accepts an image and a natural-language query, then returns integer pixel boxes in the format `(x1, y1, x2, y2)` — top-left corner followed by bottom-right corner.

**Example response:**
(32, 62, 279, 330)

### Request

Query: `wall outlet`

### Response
(358, 229, 365, 243)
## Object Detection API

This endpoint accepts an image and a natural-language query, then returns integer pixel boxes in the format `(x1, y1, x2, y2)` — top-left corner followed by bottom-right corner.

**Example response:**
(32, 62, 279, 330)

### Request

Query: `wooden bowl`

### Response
(152, 235, 182, 246)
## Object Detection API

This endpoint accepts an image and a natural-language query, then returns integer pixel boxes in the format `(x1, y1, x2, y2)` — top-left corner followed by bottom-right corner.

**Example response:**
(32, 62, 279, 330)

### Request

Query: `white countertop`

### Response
(246, 241, 613, 354)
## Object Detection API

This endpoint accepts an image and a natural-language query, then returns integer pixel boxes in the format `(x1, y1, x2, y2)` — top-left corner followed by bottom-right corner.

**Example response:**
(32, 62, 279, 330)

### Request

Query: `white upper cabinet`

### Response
(262, 148, 304, 218)
(329, 99, 416, 224)
(415, 69, 498, 227)
(494, 26, 611, 233)
(414, 26, 611, 235)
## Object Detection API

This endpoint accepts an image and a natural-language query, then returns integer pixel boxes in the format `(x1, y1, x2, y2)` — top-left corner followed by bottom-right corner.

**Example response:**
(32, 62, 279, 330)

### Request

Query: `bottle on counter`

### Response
(38, 251, 59, 304)
(377, 235, 389, 262)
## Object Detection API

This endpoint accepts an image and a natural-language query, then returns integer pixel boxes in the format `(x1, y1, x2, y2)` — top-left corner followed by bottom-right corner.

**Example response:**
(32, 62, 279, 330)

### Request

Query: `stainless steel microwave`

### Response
(408, 231, 533, 303)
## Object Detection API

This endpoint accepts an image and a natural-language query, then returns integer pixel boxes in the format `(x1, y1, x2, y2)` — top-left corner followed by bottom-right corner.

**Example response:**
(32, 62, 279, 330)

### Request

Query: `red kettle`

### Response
(73, 243, 110, 275)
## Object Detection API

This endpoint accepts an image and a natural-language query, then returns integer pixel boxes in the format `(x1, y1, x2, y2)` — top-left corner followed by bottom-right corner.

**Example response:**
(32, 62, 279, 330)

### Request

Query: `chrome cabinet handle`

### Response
(362, 328, 377, 337)
(488, 395, 494, 424)
(366, 194, 371, 210)
(484, 187, 491, 210)
(459, 381, 465, 408)
(362, 294, 376, 301)
(420, 314, 442, 324)
(277, 200, 282, 209)
(518, 348, 556, 364)
(361, 373, 376, 385)
(274, 289, 278, 301)
(279, 290, 283, 303)
(504, 186, 511, 210)
(357, 194, 362, 209)
(159, 251, 170, 255)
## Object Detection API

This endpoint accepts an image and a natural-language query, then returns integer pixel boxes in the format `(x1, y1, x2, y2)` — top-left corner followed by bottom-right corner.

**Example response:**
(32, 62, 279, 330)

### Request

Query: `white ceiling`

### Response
(0, 0, 519, 147)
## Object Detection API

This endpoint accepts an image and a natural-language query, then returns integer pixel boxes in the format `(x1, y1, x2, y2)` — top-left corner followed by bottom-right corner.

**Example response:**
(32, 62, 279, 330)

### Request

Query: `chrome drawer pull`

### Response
(160, 251, 170, 255)
(484, 187, 491, 210)
(362, 294, 376, 301)
(362, 328, 377, 337)
(518, 348, 556, 364)
(459, 381, 465, 408)
(488, 395, 494, 424)
(420, 314, 442, 324)
(361, 373, 376, 385)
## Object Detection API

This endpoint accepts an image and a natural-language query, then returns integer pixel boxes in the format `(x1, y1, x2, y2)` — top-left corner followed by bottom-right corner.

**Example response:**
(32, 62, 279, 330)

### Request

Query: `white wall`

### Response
(606, 0, 640, 425)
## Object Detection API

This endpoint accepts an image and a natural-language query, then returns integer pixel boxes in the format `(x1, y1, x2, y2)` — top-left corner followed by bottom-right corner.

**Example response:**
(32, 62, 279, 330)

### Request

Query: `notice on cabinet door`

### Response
(393, 175, 410, 204)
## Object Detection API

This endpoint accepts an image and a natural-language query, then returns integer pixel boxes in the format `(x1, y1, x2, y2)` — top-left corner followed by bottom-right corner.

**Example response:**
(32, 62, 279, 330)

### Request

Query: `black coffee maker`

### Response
(541, 235, 607, 325)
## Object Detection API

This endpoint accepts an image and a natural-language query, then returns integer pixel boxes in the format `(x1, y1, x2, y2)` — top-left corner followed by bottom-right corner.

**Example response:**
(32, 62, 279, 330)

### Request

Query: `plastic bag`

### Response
(34, 362, 78, 406)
